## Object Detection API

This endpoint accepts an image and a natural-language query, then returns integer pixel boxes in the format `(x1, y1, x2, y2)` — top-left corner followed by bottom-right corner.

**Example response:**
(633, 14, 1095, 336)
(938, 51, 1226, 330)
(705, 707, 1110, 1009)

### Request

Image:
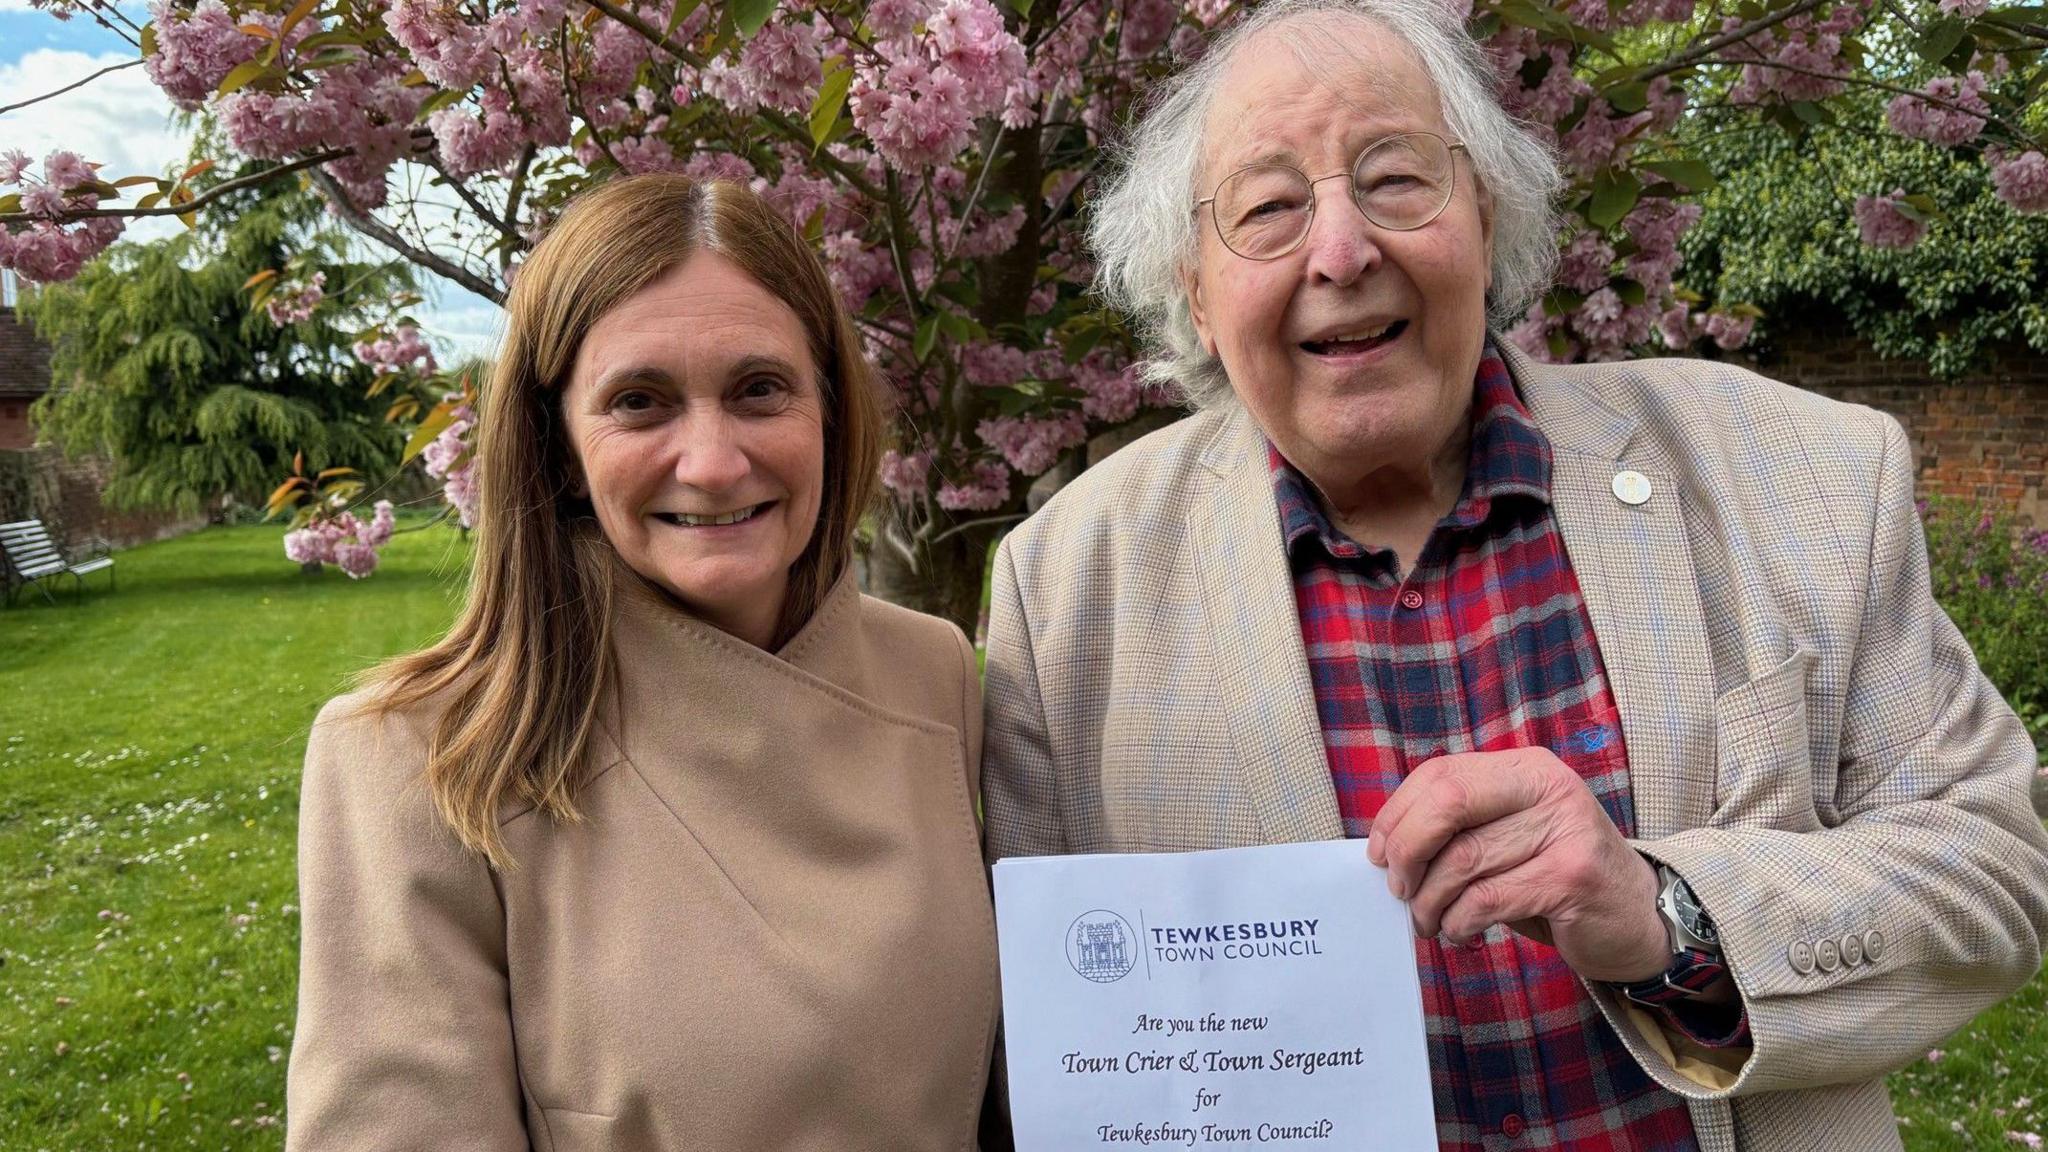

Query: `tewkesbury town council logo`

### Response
(1067, 910, 1138, 983)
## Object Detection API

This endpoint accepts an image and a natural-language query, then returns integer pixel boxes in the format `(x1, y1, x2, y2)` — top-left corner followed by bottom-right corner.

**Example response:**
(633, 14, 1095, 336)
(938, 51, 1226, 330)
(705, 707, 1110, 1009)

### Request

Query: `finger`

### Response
(1374, 759, 1550, 900)
(1367, 749, 1546, 867)
(1436, 857, 1557, 946)
(1404, 809, 1550, 938)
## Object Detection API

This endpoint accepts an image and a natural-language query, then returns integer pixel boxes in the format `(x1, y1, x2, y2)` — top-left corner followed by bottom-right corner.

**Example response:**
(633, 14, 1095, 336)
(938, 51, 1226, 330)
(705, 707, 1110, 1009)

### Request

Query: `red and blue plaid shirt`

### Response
(1274, 348, 1726, 1150)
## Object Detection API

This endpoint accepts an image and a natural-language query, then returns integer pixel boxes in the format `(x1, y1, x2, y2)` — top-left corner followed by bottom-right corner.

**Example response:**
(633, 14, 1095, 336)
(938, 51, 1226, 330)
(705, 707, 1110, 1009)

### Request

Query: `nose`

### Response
(1299, 178, 1381, 287)
(670, 409, 751, 494)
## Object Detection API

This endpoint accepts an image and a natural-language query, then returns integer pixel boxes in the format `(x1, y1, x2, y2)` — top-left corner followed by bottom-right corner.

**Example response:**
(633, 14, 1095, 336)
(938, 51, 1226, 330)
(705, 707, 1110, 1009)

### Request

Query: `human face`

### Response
(563, 251, 826, 649)
(1186, 24, 1494, 503)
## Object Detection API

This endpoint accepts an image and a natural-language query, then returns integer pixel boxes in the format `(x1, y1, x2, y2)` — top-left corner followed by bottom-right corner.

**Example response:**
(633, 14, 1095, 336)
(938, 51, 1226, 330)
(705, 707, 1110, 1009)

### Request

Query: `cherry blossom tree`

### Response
(4, 0, 2046, 629)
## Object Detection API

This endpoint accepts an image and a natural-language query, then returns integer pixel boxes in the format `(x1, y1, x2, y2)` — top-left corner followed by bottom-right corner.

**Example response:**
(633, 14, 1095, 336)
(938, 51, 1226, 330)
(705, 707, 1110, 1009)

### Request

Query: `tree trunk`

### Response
(864, 523, 1000, 644)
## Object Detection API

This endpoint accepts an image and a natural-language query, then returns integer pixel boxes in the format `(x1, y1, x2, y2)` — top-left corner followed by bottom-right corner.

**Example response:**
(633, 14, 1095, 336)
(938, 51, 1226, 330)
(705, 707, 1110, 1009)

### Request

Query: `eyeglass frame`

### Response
(1193, 131, 1471, 261)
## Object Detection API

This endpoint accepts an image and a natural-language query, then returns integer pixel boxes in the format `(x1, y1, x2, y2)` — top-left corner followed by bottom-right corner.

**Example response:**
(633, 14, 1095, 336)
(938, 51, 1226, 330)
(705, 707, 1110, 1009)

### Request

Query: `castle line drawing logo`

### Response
(1067, 910, 1138, 983)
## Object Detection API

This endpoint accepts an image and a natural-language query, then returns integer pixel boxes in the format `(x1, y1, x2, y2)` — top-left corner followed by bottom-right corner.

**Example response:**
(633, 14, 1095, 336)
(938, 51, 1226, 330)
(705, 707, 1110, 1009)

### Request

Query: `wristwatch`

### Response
(1617, 863, 1725, 1006)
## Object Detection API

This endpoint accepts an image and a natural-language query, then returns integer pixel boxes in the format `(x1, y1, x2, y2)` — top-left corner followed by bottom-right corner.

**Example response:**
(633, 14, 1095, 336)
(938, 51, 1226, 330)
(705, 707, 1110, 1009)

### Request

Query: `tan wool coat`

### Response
(982, 340, 2048, 1152)
(288, 572, 1000, 1152)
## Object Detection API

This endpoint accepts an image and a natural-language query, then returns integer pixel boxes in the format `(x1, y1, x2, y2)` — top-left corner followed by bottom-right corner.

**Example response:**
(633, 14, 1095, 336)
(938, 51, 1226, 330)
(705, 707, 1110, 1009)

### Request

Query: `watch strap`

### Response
(1616, 947, 1728, 1005)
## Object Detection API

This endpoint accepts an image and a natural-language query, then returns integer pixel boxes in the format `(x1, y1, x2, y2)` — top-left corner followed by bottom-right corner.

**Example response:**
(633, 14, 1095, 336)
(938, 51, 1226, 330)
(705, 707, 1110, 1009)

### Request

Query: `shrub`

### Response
(1921, 499, 2048, 763)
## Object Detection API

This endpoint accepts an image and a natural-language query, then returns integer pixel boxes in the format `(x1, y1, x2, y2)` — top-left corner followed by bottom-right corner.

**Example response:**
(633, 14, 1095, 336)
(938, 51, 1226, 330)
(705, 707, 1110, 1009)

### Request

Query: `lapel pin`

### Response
(1611, 470, 1653, 506)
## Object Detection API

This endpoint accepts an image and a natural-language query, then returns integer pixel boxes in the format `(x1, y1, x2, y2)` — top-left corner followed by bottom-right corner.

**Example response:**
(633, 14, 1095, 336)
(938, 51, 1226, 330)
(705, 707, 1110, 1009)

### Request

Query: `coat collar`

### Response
(1186, 340, 1715, 840)
(609, 562, 873, 706)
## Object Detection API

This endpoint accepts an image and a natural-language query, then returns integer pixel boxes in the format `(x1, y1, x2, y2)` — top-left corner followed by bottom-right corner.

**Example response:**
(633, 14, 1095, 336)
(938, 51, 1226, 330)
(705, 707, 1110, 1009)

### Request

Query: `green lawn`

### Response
(1, 524, 2043, 1149)
(0, 523, 470, 1151)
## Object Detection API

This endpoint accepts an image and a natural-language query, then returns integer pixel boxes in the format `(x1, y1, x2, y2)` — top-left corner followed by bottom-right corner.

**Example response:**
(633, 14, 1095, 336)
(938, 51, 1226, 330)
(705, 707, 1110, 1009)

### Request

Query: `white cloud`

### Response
(0, 47, 189, 241)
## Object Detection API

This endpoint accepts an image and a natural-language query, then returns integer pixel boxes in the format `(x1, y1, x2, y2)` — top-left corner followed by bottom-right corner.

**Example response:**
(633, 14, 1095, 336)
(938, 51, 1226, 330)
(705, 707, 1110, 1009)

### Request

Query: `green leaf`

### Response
(1543, 287, 1586, 317)
(140, 21, 157, 57)
(665, 0, 706, 36)
(416, 88, 467, 120)
(402, 403, 458, 465)
(1615, 278, 1647, 307)
(809, 55, 853, 149)
(731, 0, 777, 38)
(216, 58, 269, 97)
(1005, 0, 1034, 13)
(1603, 80, 1647, 114)
(1640, 158, 1716, 192)
(279, 0, 320, 40)
(938, 311, 972, 342)
(1587, 169, 1640, 229)
(1788, 100, 1834, 127)
(0, 193, 19, 214)
(913, 313, 939, 361)
(1914, 17, 1968, 65)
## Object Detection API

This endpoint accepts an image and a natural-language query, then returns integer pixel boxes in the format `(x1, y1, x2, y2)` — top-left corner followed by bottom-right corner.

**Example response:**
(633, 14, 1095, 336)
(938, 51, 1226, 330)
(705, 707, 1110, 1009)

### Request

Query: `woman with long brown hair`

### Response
(286, 175, 998, 1151)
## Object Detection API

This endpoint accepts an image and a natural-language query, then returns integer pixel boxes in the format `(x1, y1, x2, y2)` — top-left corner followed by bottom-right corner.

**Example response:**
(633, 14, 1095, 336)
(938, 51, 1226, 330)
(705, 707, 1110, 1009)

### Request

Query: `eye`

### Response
(606, 389, 665, 420)
(735, 375, 793, 408)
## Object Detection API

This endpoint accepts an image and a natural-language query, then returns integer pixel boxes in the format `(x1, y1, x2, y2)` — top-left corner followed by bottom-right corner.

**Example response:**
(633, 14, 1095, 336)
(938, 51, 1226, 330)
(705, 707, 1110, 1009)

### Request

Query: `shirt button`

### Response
(1501, 1113, 1526, 1139)
(1399, 589, 1425, 610)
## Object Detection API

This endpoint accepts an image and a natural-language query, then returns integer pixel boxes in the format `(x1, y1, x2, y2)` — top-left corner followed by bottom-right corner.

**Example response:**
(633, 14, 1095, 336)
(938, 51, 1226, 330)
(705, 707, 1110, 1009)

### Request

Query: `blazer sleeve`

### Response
(1597, 413, 2048, 1098)
(980, 533, 1069, 863)
(286, 694, 531, 1152)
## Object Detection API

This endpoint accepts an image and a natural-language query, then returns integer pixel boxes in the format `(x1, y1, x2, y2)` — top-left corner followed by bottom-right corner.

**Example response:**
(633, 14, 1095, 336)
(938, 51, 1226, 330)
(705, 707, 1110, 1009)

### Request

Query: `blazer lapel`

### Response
(1505, 343, 1716, 840)
(1186, 408, 1346, 844)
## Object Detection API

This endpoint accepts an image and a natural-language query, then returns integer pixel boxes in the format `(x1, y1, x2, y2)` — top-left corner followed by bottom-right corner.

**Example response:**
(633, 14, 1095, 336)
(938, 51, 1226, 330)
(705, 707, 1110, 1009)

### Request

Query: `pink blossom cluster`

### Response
(935, 458, 1011, 512)
(1853, 190, 1927, 249)
(1938, 0, 1991, 15)
(143, 0, 263, 108)
(848, 0, 1029, 169)
(264, 272, 326, 326)
(1070, 351, 1146, 424)
(353, 325, 437, 376)
(419, 401, 478, 529)
(0, 149, 123, 282)
(1724, 1, 1869, 105)
(1886, 72, 1989, 147)
(1989, 151, 2048, 214)
(218, 54, 426, 208)
(976, 411, 1087, 476)
(284, 499, 396, 579)
(879, 448, 933, 500)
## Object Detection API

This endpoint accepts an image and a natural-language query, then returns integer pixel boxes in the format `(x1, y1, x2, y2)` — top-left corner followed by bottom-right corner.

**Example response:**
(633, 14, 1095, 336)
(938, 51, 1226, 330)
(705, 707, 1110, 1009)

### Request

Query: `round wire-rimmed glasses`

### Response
(1195, 131, 1468, 261)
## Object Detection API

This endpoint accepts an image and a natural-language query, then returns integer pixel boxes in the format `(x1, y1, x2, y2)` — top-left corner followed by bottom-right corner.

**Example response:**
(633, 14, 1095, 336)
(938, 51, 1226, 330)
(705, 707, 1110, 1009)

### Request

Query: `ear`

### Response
(1474, 174, 1497, 297)
(1181, 259, 1220, 358)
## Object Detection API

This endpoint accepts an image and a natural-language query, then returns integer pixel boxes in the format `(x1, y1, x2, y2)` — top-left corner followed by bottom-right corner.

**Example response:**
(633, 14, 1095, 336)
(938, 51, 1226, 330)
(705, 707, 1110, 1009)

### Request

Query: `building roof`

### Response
(0, 306, 52, 400)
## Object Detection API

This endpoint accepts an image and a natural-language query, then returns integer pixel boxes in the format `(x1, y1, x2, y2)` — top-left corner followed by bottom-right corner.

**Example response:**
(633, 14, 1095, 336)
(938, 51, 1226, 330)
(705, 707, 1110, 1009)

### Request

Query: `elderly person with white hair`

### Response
(980, 0, 2048, 1148)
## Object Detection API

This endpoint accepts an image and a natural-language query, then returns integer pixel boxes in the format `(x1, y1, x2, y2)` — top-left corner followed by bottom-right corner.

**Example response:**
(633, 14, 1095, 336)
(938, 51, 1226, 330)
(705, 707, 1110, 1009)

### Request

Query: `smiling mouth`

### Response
(655, 502, 771, 528)
(1301, 320, 1408, 356)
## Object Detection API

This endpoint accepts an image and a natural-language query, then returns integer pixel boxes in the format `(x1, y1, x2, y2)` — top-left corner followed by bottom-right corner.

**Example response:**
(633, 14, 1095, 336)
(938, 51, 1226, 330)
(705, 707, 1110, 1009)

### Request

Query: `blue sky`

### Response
(0, 4, 497, 358)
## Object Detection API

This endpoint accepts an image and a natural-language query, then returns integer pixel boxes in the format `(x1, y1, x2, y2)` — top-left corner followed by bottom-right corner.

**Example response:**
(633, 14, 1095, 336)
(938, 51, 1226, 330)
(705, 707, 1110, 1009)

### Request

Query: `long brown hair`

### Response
(365, 175, 884, 868)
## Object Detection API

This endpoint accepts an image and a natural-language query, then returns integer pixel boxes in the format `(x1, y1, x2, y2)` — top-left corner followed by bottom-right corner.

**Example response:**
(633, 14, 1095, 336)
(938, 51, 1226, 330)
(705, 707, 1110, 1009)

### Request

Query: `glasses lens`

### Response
(1353, 134, 1454, 231)
(1213, 165, 1314, 259)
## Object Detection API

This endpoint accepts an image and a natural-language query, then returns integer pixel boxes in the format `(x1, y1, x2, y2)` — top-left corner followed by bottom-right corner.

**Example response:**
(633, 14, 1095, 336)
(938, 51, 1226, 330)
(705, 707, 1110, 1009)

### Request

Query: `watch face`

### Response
(1673, 881, 1719, 946)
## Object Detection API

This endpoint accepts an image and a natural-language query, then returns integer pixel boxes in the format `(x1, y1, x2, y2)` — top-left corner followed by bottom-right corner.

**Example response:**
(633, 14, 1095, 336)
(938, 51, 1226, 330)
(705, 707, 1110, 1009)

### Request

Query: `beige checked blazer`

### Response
(982, 340, 2048, 1152)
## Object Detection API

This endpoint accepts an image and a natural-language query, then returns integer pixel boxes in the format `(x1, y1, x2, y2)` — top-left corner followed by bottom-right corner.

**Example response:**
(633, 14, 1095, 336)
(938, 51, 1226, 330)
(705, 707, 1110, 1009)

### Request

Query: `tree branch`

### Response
(0, 59, 144, 117)
(425, 155, 515, 239)
(1698, 56, 2030, 139)
(0, 149, 350, 225)
(1636, 0, 1833, 82)
(309, 170, 507, 305)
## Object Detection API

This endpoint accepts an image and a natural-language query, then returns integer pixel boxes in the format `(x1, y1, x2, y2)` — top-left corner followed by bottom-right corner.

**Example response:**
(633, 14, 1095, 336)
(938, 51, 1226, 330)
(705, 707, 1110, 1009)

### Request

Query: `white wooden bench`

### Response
(0, 519, 114, 605)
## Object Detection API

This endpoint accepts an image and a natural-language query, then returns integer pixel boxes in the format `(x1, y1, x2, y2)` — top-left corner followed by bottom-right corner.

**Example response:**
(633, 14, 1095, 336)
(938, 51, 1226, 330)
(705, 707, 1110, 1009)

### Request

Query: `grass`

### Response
(1, 523, 2043, 1149)
(0, 522, 471, 1151)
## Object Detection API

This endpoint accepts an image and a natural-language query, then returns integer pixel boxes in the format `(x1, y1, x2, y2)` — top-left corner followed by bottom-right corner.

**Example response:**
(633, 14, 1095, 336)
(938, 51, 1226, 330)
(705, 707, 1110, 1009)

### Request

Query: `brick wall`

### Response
(0, 397, 33, 451)
(0, 447, 205, 553)
(1737, 328, 2048, 527)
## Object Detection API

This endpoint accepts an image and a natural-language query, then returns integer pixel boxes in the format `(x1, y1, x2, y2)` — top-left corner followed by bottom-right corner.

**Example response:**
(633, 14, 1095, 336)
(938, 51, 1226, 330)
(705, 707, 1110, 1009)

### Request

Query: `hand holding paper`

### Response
(1366, 747, 1669, 983)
